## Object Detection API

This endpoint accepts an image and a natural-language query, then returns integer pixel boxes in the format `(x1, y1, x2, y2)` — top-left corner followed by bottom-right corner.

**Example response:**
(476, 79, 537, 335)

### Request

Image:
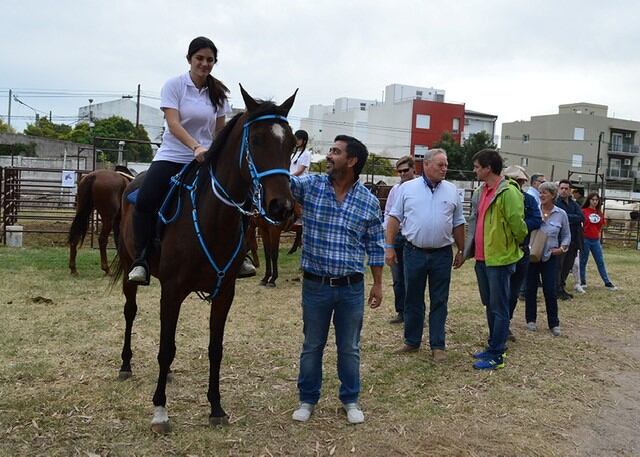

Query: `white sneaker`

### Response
(238, 258, 257, 278)
(574, 284, 586, 294)
(343, 403, 364, 424)
(551, 326, 561, 337)
(292, 402, 314, 422)
(128, 265, 147, 283)
(526, 322, 537, 332)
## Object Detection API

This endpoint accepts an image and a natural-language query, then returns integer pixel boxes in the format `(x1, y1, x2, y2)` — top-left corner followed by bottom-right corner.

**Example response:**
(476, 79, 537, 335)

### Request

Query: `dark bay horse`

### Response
(68, 169, 131, 275)
(112, 86, 297, 433)
(254, 202, 302, 287)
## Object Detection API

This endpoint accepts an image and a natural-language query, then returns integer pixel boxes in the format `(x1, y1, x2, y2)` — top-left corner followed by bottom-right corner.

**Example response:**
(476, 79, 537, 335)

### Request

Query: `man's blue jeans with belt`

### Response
(297, 278, 364, 405)
(403, 244, 453, 349)
(474, 260, 516, 357)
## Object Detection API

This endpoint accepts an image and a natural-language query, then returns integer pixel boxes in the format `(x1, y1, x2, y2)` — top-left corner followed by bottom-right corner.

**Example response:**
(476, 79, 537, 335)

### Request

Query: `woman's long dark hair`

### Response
(583, 192, 602, 211)
(291, 130, 309, 164)
(187, 36, 229, 110)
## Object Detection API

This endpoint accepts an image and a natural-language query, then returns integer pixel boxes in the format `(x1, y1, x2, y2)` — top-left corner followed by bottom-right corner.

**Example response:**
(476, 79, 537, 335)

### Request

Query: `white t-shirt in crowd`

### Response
(154, 72, 231, 164)
(289, 148, 311, 175)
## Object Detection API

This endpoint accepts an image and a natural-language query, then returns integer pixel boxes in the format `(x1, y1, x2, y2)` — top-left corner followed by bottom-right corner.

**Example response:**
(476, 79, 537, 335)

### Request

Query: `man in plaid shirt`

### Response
(290, 135, 384, 425)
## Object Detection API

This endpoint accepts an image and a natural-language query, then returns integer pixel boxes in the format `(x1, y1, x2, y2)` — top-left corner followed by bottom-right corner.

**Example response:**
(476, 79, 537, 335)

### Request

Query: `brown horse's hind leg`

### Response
(69, 242, 79, 276)
(151, 284, 189, 434)
(119, 280, 138, 380)
(288, 225, 302, 254)
(98, 219, 113, 275)
(208, 283, 234, 426)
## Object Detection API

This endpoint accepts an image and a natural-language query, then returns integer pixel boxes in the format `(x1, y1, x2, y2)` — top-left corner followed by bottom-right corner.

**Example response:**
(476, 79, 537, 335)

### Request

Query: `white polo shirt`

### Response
(154, 72, 231, 164)
(289, 148, 311, 175)
(389, 176, 466, 249)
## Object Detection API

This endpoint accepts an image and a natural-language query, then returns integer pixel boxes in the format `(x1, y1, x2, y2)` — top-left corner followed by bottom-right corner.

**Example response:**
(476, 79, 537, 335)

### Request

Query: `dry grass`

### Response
(0, 246, 638, 456)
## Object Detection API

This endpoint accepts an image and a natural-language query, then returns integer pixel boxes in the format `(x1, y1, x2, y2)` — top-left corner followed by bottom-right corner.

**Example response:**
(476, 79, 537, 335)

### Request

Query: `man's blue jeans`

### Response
(390, 234, 406, 315)
(297, 278, 364, 405)
(403, 244, 453, 349)
(580, 238, 611, 285)
(525, 256, 559, 329)
(474, 260, 516, 357)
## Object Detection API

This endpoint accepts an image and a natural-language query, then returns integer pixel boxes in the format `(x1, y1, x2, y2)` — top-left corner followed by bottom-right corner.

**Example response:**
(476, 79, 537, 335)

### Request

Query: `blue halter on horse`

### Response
(156, 114, 291, 300)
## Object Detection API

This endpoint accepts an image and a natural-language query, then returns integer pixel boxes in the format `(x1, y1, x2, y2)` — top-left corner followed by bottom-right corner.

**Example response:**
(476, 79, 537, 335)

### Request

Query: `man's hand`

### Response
(368, 283, 383, 309)
(384, 248, 397, 266)
(453, 251, 465, 269)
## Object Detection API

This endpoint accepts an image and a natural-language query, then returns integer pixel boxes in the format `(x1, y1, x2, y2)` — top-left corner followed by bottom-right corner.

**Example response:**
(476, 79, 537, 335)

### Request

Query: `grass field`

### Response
(0, 245, 638, 456)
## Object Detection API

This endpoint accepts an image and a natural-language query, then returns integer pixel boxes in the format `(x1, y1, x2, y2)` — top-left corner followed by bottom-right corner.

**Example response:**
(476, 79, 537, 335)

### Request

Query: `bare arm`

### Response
(384, 217, 400, 266)
(452, 223, 466, 269)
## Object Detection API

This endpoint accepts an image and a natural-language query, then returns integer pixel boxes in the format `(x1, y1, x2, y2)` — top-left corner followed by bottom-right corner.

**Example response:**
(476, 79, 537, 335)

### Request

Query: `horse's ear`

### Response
(278, 89, 298, 116)
(239, 84, 259, 112)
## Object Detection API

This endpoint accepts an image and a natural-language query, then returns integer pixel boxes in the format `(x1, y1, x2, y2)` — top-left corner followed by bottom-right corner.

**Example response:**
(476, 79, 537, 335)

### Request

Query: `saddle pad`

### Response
(126, 188, 139, 205)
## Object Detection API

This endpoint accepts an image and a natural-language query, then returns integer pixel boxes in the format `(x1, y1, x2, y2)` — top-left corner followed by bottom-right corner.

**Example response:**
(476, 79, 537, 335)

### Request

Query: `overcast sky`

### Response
(2, 0, 639, 143)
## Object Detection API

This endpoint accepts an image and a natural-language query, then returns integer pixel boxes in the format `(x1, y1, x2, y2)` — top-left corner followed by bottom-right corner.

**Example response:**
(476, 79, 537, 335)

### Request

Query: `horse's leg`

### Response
(208, 283, 234, 426)
(119, 280, 138, 380)
(69, 240, 79, 276)
(98, 216, 112, 275)
(260, 226, 272, 286)
(151, 285, 188, 434)
(267, 228, 281, 287)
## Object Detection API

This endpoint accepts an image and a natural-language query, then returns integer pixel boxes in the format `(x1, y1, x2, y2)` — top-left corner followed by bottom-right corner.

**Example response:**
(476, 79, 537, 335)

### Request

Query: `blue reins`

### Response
(158, 114, 291, 300)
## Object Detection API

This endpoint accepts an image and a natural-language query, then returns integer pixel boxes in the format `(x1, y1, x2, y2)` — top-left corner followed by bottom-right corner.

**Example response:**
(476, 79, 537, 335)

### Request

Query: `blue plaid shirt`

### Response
(290, 175, 385, 276)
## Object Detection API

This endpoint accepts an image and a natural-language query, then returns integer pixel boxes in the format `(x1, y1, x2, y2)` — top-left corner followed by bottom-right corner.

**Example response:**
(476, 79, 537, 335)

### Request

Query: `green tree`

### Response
(0, 118, 16, 134)
(432, 132, 465, 170)
(461, 131, 497, 170)
(23, 117, 72, 139)
(90, 116, 153, 162)
(62, 122, 92, 144)
(362, 153, 394, 177)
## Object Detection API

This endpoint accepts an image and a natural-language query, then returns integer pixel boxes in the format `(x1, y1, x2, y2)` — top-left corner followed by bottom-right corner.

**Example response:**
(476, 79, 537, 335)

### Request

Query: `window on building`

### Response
(464, 118, 470, 126)
(360, 103, 367, 111)
(414, 145, 428, 158)
(416, 114, 431, 129)
(572, 154, 583, 168)
(520, 157, 529, 167)
(574, 127, 585, 141)
(452, 118, 460, 133)
(416, 90, 423, 99)
(522, 134, 530, 143)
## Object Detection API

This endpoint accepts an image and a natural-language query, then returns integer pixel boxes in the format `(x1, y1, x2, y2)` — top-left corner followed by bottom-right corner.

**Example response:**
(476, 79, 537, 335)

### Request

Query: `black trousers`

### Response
(557, 242, 579, 292)
(135, 160, 185, 215)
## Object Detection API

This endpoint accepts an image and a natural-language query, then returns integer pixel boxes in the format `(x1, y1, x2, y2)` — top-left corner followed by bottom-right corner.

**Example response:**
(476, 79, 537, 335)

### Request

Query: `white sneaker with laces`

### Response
(343, 403, 364, 424)
(292, 402, 314, 422)
(128, 265, 147, 283)
(574, 284, 586, 294)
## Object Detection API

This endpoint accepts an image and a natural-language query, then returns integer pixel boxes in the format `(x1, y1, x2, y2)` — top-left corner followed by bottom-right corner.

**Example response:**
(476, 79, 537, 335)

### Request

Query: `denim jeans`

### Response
(580, 238, 611, 285)
(474, 260, 516, 357)
(297, 278, 364, 405)
(509, 254, 530, 320)
(525, 256, 560, 329)
(403, 244, 453, 349)
(390, 234, 407, 315)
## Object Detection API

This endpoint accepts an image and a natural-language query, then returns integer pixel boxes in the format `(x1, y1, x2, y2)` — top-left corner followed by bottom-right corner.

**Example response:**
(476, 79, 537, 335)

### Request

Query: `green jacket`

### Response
(463, 177, 528, 266)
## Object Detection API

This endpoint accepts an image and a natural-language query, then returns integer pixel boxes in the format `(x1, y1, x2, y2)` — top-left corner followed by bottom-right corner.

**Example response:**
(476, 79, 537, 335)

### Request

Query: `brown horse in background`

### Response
(112, 86, 297, 433)
(68, 169, 131, 275)
(254, 202, 302, 287)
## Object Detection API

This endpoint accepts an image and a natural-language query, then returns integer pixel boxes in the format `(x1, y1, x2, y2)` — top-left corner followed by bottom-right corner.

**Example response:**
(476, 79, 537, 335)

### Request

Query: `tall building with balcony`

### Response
(501, 103, 640, 183)
(299, 83, 479, 160)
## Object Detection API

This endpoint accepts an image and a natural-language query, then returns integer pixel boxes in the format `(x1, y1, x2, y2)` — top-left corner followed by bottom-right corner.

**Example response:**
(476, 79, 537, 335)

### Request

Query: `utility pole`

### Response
(595, 131, 604, 184)
(7, 89, 11, 128)
(135, 84, 141, 128)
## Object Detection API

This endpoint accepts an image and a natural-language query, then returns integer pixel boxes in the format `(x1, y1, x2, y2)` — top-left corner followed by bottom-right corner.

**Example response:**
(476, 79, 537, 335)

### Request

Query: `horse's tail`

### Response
(68, 173, 96, 247)
(109, 251, 125, 289)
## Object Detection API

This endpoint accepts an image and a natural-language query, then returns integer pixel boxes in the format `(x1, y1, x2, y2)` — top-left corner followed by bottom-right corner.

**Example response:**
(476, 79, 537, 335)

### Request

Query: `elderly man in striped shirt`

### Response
(289, 135, 384, 425)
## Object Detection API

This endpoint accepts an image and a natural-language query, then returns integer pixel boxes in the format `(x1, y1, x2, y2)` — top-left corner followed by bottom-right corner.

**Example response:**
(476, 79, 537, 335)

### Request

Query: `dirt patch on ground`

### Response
(572, 327, 640, 456)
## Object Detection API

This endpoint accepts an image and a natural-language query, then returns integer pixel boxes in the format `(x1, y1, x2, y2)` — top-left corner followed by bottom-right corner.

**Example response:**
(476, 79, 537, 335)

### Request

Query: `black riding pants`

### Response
(135, 160, 185, 215)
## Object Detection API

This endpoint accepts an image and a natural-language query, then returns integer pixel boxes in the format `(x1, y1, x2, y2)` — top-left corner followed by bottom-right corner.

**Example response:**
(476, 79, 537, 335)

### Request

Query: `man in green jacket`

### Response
(464, 149, 527, 370)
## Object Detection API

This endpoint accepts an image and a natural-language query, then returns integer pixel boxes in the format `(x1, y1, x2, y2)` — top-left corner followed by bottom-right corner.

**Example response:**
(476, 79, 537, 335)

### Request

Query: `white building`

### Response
(78, 99, 165, 145)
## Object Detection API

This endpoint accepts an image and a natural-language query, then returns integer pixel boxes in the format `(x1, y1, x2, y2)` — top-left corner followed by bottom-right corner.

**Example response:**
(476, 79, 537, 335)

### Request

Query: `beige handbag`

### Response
(528, 229, 547, 263)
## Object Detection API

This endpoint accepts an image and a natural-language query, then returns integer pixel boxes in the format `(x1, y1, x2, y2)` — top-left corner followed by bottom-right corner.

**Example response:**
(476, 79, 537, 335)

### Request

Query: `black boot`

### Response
(128, 209, 155, 285)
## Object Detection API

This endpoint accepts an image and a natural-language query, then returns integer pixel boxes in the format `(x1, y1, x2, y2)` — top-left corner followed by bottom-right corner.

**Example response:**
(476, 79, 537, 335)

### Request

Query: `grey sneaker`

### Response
(292, 402, 314, 422)
(551, 326, 561, 337)
(238, 258, 257, 278)
(526, 322, 537, 332)
(128, 265, 147, 283)
(343, 403, 364, 424)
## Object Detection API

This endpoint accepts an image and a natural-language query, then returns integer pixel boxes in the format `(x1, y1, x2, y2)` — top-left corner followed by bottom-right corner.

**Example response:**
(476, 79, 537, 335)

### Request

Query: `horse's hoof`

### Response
(266, 282, 276, 288)
(150, 421, 172, 434)
(209, 415, 229, 427)
(259, 280, 268, 286)
(118, 370, 132, 381)
(70, 270, 79, 277)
